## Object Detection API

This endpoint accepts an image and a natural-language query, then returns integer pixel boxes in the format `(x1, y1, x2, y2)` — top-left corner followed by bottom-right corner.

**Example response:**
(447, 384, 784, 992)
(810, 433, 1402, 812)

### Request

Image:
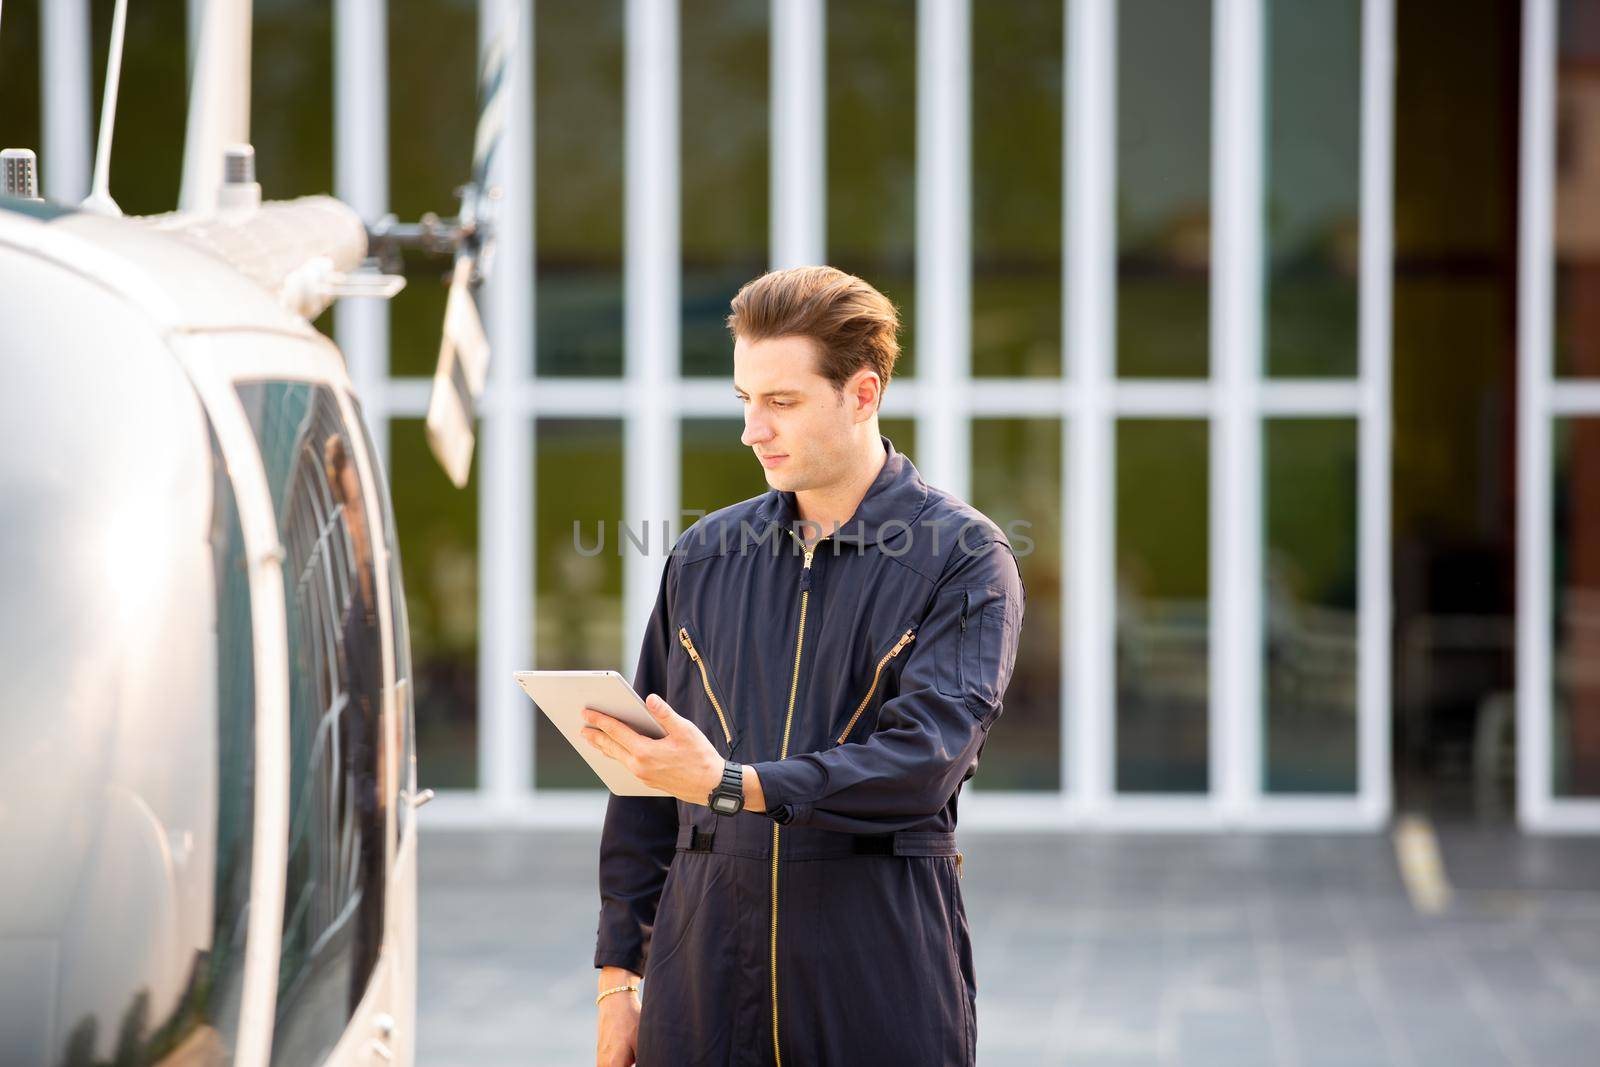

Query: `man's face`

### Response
(733, 334, 874, 493)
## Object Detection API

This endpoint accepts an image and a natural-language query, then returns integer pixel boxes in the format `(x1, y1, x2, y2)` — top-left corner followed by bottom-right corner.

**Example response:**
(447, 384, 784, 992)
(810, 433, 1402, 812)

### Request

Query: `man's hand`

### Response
(581, 695, 724, 806)
(596, 966, 642, 1067)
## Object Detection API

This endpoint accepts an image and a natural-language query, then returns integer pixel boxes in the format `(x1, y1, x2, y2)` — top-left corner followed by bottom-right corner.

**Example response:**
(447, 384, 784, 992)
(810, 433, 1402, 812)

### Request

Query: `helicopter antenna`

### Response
(179, 0, 252, 214)
(81, 0, 129, 215)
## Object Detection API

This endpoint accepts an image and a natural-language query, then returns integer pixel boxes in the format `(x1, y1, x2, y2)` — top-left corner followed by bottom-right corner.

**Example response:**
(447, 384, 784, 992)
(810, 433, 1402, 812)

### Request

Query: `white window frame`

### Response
(348, 0, 1396, 830)
(1517, 0, 1600, 833)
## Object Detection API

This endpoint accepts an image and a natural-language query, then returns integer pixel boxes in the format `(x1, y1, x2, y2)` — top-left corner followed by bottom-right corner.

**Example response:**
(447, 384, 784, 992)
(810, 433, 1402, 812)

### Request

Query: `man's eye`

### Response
(771, 401, 791, 410)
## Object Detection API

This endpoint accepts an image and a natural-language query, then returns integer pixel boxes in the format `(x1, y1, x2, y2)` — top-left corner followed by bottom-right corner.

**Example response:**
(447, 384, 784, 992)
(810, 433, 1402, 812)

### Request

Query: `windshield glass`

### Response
(234, 380, 388, 1067)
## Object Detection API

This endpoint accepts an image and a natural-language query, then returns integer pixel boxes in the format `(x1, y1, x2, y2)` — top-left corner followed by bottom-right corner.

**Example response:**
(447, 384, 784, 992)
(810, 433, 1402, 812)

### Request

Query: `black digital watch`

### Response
(708, 760, 744, 816)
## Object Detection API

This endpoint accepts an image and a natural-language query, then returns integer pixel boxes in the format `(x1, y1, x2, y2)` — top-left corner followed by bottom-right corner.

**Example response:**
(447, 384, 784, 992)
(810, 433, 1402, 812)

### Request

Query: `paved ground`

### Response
(417, 823, 1600, 1066)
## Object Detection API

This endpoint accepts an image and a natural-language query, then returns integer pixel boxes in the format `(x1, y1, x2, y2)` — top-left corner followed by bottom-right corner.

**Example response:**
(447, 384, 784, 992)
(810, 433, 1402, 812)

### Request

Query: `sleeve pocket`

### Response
(932, 588, 969, 700)
(960, 585, 1020, 726)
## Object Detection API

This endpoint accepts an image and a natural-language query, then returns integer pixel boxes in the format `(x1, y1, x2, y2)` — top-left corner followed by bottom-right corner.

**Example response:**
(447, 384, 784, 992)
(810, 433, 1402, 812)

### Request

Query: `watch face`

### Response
(712, 793, 739, 815)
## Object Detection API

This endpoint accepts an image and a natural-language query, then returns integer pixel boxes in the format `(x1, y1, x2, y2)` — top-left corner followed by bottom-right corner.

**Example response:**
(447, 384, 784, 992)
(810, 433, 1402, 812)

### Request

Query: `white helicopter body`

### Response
(0, 0, 499, 1063)
(0, 195, 419, 1067)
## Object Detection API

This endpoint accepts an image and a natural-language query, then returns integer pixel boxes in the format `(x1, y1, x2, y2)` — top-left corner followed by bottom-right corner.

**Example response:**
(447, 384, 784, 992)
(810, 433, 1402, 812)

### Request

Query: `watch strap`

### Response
(709, 759, 743, 814)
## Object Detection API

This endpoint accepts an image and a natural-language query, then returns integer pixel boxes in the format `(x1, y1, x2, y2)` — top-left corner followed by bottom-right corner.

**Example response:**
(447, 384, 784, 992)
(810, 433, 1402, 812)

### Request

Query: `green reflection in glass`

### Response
(1116, 419, 1209, 792)
(973, 0, 1062, 378)
(880, 418, 916, 468)
(9, 1, 337, 215)
(1265, 0, 1361, 378)
(537, 0, 625, 376)
(1116, 0, 1211, 379)
(682, 419, 766, 519)
(1264, 419, 1358, 793)
(535, 420, 625, 789)
(970, 419, 1062, 790)
(388, 259, 453, 378)
(682, 0, 768, 378)
(0, 3, 40, 163)
(827, 0, 916, 378)
(252, 0, 334, 339)
(387, 0, 477, 378)
(1554, 266, 1600, 378)
(1552, 418, 1600, 796)
(391, 418, 479, 789)
(251, 0, 331, 202)
(389, 0, 476, 219)
(77, 0, 189, 214)
(1555, 6, 1600, 378)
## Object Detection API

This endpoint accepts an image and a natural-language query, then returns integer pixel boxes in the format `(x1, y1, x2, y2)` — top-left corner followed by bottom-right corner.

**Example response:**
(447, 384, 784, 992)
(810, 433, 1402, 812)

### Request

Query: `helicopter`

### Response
(0, 1, 509, 1064)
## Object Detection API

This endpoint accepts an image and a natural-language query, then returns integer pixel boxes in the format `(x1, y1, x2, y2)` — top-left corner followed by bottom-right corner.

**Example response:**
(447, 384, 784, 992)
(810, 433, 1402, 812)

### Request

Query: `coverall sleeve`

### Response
(750, 538, 1025, 834)
(593, 552, 680, 973)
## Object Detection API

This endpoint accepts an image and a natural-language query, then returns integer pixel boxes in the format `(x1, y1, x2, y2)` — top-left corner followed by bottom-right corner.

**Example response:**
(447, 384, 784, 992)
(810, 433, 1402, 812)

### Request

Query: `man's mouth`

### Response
(758, 453, 788, 468)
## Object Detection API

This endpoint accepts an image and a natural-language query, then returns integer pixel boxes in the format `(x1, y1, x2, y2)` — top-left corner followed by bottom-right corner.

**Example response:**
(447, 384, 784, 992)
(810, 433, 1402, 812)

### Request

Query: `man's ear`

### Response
(848, 369, 882, 422)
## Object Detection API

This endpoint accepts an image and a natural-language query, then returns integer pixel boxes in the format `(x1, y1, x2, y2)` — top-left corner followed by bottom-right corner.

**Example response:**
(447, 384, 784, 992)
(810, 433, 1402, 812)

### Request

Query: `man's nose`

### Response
(741, 413, 774, 447)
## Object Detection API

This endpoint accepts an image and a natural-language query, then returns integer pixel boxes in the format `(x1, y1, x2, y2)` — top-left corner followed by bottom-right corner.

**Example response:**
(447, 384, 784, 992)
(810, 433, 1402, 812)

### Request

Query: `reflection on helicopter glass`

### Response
(350, 400, 416, 848)
(234, 382, 387, 1067)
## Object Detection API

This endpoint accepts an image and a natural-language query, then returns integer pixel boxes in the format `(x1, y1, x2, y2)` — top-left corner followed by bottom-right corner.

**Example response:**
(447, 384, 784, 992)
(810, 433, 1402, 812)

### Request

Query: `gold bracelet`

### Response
(595, 982, 641, 1005)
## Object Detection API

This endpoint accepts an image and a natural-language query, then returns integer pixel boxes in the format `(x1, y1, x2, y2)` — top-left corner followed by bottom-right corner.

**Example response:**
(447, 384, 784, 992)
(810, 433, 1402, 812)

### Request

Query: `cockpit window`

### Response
(234, 382, 387, 1066)
(206, 422, 258, 1061)
(349, 399, 416, 851)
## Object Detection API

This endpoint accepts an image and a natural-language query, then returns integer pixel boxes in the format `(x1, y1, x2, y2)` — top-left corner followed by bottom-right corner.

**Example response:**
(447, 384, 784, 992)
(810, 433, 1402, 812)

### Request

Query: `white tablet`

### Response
(512, 670, 671, 797)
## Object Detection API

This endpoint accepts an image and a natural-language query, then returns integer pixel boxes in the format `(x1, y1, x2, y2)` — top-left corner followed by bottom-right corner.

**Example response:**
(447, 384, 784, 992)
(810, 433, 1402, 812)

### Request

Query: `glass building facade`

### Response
(6, 0, 1597, 831)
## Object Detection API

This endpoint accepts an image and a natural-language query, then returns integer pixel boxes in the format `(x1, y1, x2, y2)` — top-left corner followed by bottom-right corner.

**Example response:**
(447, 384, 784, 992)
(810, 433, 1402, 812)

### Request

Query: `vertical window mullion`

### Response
(1210, 0, 1263, 821)
(1518, 0, 1557, 828)
(623, 0, 682, 683)
(479, 0, 535, 803)
(1357, 0, 1396, 825)
(334, 0, 390, 400)
(1067, 0, 1116, 819)
(914, 0, 971, 499)
(770, 0, 824, 269)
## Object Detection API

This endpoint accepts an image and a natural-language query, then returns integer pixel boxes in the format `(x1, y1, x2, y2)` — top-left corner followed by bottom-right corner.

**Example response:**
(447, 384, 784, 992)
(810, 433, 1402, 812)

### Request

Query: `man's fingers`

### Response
(644, 693, 679, 727)
(582, 709, 641, 753)
(583, 727, 633, 768)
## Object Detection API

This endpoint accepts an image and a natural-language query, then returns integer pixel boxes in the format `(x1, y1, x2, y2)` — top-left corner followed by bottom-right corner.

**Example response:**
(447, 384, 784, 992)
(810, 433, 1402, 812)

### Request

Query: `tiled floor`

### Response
(416, 824, 1600, 1066)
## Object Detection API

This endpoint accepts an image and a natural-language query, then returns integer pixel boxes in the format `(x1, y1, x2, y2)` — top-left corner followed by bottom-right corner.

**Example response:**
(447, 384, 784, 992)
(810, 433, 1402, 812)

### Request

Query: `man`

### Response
(581, 266, 1025, 1067)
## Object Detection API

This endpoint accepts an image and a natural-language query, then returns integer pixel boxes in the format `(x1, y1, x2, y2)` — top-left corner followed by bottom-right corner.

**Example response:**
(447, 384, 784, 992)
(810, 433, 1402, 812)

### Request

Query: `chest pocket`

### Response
(833, 624, 918, 745)
(676, 623, 741, 757)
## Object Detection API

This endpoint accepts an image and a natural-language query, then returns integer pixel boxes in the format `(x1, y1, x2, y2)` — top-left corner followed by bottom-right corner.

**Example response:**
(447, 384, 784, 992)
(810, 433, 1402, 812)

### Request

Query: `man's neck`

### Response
(793, 435, 888, 547)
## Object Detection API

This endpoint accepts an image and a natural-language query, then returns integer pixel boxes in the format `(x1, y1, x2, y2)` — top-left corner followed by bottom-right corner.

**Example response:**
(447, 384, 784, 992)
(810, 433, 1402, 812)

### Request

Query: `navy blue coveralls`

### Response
(595, 436, 1026, 1067)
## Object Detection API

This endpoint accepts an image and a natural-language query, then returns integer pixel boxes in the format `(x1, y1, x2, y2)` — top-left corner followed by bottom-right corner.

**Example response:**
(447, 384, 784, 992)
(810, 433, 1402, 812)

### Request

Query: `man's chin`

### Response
(762, 468, 801, 492)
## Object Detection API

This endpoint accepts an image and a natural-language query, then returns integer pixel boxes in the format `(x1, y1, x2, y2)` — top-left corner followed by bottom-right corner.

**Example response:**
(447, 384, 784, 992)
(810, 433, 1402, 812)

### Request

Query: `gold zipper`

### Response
(772, 530, 816, 1067)
(834, 629, 916, 745)
(677, 626, 733, 749)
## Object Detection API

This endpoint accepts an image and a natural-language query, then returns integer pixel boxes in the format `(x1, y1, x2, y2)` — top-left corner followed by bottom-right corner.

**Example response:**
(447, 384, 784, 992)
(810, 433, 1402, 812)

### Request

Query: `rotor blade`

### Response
(471, 10, 517, 195)
(424, 257, 490, 488)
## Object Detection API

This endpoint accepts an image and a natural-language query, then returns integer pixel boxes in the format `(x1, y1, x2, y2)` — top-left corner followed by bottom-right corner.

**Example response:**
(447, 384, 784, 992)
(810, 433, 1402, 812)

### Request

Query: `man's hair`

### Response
(323, 434, 349, 482)
(725, 266, 901, 393)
